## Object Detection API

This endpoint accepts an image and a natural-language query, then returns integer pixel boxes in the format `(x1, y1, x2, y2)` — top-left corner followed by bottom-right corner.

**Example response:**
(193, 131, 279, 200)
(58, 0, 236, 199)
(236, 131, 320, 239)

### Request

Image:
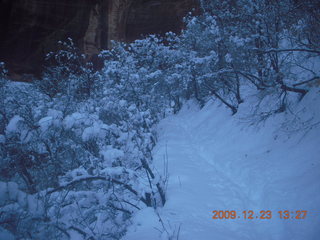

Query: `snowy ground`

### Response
(124, 89, 320, 240)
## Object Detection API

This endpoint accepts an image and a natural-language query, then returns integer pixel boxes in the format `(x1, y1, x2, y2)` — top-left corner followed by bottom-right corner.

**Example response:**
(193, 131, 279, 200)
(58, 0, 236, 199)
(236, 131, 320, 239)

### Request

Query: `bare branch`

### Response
(46, 176, 150, 206)
(293, 77, 320, 87)
(280, 84, 308, 96)
(255, 48, 320, 55)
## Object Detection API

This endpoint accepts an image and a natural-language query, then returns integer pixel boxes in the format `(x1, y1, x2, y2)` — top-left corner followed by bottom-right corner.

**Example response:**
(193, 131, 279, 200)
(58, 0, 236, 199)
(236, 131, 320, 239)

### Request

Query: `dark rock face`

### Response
(0, 0, 198, 78)
(0, 0, 96, 77)
(126, 0, 198, 42)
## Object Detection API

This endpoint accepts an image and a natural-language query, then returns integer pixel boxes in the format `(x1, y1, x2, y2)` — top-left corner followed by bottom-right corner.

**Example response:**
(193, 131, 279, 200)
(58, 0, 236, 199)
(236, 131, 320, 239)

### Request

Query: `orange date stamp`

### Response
(211, 210, 307, 220)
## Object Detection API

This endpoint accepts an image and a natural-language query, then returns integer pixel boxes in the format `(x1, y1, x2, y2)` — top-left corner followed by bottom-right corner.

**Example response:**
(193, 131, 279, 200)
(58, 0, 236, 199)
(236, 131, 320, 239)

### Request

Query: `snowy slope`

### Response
(124, 89, 320, 240)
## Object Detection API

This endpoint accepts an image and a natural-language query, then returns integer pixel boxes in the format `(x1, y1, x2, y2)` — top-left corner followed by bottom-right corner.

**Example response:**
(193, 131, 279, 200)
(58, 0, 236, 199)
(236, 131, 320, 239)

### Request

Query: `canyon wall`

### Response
(0, 0, 198, 78)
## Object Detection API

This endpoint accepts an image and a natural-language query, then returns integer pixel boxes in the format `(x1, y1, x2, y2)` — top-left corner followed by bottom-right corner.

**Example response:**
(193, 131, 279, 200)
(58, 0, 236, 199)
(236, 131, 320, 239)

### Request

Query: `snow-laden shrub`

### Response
(0, 62, 7, 78)
(37, 39, 101, 99)
(101, 36, 183, 115)
(0, 69, 166, 239)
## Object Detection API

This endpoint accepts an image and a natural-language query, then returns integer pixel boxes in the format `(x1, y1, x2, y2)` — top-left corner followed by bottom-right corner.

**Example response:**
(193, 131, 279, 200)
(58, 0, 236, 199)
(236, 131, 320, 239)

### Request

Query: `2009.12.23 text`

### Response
(211, 210, 307, 220)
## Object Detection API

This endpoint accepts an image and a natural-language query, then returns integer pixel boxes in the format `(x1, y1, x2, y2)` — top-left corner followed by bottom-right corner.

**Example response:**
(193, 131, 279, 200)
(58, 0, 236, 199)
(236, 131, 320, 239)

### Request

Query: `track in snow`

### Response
(125, 96, 320, 240)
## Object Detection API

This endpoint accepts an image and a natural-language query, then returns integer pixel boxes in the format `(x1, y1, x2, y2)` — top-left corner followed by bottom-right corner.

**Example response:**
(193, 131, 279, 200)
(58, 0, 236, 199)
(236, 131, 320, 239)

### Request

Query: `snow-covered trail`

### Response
(152, 108, 258, 240)
(124, 91, 320, 240)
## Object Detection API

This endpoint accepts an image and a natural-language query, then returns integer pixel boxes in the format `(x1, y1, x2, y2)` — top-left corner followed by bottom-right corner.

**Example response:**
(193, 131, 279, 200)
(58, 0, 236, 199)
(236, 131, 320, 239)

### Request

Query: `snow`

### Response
(82, 122, 109, 141)
(63, 112, 86, 129)
(0, 227, 14, 240)
(100, 147, 124, 166)
(82, 123, 101, 141)
(47, 109, 63, 119)
(0, 134, 5, 143)
(124, 89, 320, 240)
(38, 116, 53, 131)
(6, 115, 23, 133)
(119, 100, 127, 107)
(0, 182, 7, 205)
(0, 181, 43, 216)
(101, 167, 126, 177)
(124, 208, 163, 239)
(7, 182, 19, 201)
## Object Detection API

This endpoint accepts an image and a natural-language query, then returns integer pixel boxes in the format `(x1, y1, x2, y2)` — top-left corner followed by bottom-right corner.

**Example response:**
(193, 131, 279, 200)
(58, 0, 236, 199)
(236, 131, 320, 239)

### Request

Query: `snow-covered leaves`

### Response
(38, 39, 101, 99)
(0, 58, 165, 239)
(0, 62, 7, 79)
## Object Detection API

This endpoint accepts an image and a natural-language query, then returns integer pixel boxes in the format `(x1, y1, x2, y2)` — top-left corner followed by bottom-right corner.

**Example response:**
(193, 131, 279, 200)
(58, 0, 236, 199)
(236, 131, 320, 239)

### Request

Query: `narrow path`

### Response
(153, 108, 260, 240)
(153, 102, 320, 240)
(125, 100, 320, 240)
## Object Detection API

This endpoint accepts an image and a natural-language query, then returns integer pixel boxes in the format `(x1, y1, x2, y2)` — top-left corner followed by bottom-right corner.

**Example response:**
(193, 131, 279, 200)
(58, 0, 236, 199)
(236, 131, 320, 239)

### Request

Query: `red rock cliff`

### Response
(0, 0, 198, 78)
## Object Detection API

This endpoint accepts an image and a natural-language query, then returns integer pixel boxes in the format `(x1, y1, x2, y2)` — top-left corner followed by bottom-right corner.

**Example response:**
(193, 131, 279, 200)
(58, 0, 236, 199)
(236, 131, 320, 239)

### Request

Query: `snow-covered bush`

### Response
(0, 62, 7, 78)
(101, 36, 184, 116)
(37, 39, 101, 99)
(180, 0, 319, 115)
(1, 61, 166, 239)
